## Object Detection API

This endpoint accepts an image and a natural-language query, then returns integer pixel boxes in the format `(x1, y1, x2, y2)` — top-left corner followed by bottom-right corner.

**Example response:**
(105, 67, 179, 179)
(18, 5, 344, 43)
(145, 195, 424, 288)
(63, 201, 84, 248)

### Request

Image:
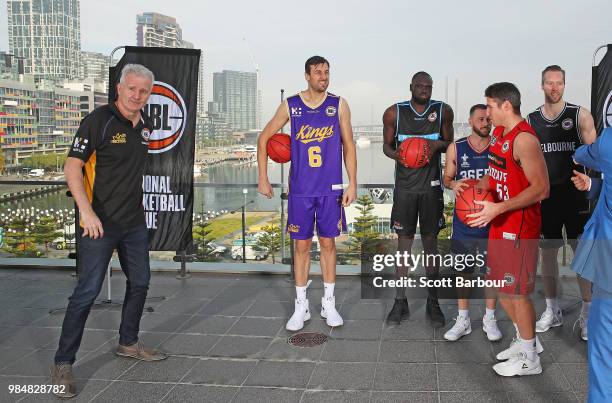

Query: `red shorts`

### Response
(486, 238, 538, 295)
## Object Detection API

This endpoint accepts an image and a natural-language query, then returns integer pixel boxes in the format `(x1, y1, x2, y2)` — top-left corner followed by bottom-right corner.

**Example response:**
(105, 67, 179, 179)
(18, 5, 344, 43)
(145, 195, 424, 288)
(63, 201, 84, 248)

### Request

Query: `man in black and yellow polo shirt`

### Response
(52, 64, 166, 399)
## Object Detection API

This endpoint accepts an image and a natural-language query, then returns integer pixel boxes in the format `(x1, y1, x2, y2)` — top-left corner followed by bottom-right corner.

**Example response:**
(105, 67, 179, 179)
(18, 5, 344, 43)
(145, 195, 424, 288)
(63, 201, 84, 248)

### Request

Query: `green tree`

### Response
(21, 153, 66, 171)
(31, 215, 62, 253)
(346, 195, 380, 258)
(2, 217, 38, 257)
(192, 221, 219, 262)
(253, 225, 284, 264)
(0, 153, 5, 174)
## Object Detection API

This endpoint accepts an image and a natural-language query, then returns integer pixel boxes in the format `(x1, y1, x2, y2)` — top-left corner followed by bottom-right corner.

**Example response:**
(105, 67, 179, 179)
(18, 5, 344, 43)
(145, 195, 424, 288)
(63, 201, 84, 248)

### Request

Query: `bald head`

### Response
(410, 71, 433, 104)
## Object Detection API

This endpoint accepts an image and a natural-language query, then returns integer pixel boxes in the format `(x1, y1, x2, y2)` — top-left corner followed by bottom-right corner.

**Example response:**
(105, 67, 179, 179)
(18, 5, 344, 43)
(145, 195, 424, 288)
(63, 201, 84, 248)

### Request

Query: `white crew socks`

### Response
(324, 282, 335, 300)
(581, 301, 591, 317)
(546, 298, 560, 313)
(458, 309, 469, 319)
(484, 308, 496, 320)
(520, 337, 537, 361)
(296, 285, 308, 302)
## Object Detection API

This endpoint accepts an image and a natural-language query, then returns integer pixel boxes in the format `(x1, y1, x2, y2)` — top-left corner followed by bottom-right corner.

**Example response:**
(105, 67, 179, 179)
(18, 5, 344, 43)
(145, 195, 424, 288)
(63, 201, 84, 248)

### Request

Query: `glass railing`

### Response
(0, 179, 577, 279)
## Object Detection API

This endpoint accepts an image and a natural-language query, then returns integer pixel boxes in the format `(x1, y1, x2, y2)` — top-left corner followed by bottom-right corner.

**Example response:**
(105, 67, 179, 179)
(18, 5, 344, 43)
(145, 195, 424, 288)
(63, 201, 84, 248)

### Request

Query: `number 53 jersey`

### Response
(487, 120, 541, 241)
(287, 93, 343, 197)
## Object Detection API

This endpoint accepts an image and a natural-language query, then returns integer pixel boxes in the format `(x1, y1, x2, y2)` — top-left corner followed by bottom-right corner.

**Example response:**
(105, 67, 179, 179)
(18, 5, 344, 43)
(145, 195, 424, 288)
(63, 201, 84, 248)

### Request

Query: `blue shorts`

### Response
(287, 195, 346, 240)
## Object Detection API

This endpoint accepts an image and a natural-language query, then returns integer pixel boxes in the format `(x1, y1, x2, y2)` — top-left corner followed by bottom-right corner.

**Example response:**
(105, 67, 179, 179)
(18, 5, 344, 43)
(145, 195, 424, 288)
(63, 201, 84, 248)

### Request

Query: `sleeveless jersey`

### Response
(527, 102, 583, 186)
(394, 100, 445, 192)
(452, 137, 490, 239)
(287, 93, 343, 197)
(487, 121, 541, 240)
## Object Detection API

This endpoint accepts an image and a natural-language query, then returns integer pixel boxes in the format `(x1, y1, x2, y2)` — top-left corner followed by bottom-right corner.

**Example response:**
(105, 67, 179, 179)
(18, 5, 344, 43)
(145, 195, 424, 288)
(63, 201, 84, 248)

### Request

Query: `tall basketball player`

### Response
(382, 72, 454, 327)
(257, 56, 357, 331)
(468, 83, 549, 376)
(527, 65, 597, 341)
(442, 104, 501, 342)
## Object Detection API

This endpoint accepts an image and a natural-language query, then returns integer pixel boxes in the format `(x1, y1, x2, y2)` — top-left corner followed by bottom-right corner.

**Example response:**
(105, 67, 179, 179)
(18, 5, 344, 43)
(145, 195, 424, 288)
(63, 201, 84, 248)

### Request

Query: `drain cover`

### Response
(287, 332, 328, 347)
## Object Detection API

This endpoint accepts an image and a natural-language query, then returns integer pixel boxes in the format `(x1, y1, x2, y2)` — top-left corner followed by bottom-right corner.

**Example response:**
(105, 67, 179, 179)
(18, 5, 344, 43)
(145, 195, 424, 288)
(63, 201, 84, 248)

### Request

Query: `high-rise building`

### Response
(136, 12, 204, 116)
(63, 78, 108, 113)
(136, 12, 183, 48)
(0, 78, 95, 166)
(0, 52, 24, 81)
(7, 0, 81, 80)
(212, 70, 257, 131)
(80, 51, 113, 91)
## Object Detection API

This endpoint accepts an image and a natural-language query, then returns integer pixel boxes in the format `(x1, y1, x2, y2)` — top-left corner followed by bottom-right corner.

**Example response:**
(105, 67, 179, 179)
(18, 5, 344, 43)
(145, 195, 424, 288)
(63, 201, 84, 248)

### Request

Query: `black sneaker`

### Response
(426, 297, 445, 328)
(386, 298, 410, 324)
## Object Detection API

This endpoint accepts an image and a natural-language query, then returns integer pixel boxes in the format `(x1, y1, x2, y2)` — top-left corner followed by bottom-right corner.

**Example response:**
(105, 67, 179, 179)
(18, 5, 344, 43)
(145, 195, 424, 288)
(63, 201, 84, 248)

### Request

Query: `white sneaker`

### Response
(286, 299, 310, 331)
(496, 336, 544, 360)
(482, 316, 502, 341)
(573, 315, 588, 341)
(320, 296, 343, 327)
(535, 308, 563, 333)
(493, 351, 542, 376)
(444, 316, 472, 341)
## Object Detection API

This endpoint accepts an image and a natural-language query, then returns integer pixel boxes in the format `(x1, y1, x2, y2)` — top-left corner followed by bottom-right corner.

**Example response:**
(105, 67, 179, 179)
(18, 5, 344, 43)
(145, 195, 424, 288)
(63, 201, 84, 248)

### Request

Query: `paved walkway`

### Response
(0, 269, 587, 402)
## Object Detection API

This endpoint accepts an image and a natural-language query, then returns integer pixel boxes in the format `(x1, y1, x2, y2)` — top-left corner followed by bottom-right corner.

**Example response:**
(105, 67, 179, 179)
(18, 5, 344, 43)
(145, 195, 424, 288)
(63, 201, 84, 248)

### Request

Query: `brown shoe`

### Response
(116, 341, 167, 361)
(50, 363, 77, 399)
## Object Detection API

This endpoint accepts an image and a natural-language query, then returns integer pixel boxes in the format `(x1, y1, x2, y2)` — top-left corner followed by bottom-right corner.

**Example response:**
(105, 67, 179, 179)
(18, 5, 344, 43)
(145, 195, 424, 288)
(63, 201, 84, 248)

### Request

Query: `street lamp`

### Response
(242, 189, 248, 263)
(231, 195, 255, 264)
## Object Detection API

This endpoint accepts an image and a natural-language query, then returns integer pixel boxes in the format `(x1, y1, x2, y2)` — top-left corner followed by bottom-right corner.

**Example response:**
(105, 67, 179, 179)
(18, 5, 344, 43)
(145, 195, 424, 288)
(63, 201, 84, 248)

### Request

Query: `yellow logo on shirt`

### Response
(295, 125, 334, 144)
(287, 224, 300, 233)
(111, 133, 127, 144)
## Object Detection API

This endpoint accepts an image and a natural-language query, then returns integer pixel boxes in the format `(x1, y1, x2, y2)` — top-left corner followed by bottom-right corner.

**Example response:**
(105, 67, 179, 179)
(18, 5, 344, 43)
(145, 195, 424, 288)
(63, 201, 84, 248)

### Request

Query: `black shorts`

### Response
(450, 237, 488, 274)
(540, 183, 590, 249)
(391, 189, 445, 237)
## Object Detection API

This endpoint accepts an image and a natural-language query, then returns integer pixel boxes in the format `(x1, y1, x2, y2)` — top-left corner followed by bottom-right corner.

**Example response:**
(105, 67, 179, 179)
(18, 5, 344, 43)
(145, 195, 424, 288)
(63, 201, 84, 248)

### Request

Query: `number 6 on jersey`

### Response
(308, 146, 322, 167)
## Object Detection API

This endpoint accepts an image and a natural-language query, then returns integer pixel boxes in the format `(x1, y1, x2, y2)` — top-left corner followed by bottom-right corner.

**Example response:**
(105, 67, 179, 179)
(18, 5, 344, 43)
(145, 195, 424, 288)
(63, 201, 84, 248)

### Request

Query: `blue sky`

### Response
(1, 0, 611, 124)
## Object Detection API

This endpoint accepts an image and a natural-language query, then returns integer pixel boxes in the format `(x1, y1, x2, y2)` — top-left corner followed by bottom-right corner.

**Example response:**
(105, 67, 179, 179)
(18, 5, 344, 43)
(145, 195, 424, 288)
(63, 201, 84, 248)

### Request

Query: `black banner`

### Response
(109, 46, 199, 251)
(591, 44, 612, 135)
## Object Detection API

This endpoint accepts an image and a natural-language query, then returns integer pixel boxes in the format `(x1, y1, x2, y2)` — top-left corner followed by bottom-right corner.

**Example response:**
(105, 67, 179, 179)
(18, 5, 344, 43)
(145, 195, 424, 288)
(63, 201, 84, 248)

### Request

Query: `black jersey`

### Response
(394, 100, 445, 192)
(68, 103, 152, 230)
(527, 102, 584, 186)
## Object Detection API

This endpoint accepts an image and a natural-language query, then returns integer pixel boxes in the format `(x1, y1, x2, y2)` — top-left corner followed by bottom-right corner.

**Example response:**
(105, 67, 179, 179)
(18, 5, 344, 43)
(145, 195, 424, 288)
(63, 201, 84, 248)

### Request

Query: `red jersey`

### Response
(487, 120, 541, 240)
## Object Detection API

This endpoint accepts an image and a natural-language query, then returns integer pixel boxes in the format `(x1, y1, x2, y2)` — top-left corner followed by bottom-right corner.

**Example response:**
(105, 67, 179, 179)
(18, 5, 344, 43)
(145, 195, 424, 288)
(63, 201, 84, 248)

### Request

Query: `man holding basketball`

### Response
(527, 65, 597, 341)
(382, 71, 454, 327)
(468, 82, 549, 376)
(257, 56, 357, 331)
(442, 104, 502, 341)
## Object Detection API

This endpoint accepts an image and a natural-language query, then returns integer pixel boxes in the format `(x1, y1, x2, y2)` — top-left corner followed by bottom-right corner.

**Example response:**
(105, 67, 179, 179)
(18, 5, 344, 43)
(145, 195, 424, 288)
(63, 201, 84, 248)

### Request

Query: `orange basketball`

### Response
(267, 133, 291, 163)
(398, 137, 430, 168)
(455, 179, 495, 225)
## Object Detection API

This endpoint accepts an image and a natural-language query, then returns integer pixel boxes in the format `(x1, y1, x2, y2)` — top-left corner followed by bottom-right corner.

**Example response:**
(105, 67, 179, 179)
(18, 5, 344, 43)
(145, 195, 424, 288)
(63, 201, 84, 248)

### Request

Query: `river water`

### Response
(0, 143, 401, 214)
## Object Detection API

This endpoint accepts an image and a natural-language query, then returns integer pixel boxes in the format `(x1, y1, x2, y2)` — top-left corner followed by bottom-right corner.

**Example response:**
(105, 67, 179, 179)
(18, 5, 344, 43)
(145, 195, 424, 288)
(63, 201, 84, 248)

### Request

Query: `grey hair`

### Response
(119, 64, 154, 87)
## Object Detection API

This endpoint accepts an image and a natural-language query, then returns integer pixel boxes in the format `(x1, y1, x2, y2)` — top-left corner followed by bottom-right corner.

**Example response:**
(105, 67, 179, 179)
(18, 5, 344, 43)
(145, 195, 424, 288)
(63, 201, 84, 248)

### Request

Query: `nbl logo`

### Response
(143, 81, 187, 154)
(604, 90, 612, 129)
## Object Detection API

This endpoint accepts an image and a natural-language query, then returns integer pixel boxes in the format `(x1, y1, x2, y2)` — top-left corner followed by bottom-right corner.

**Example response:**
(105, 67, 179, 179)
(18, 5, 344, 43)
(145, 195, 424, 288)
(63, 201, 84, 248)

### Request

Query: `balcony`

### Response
(0, 181, 591, 402)
(0, 269, 587, 401)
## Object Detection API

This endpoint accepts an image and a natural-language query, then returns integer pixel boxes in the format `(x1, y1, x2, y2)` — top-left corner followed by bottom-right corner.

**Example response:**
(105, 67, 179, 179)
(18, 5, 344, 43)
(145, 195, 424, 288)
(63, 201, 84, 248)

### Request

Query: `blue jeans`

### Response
(55, 226, 150, 364)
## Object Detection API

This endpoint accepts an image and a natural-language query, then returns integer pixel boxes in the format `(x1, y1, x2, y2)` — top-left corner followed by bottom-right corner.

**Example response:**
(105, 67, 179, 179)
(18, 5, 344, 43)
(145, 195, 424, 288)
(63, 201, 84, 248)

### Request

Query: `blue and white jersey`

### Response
(452, 137, 490, 240)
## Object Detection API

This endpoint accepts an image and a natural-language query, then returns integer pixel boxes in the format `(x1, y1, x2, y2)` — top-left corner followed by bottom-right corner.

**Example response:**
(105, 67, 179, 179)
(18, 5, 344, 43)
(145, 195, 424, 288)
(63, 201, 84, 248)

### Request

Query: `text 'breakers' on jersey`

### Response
(394, 100, 444, 192)
(287, 93, 343, 197)
(487, 121, 541, 241)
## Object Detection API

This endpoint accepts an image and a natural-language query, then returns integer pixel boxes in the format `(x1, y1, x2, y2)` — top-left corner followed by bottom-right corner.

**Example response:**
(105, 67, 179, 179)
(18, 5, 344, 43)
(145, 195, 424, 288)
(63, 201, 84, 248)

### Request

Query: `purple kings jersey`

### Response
(287, 92, 343, 196)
